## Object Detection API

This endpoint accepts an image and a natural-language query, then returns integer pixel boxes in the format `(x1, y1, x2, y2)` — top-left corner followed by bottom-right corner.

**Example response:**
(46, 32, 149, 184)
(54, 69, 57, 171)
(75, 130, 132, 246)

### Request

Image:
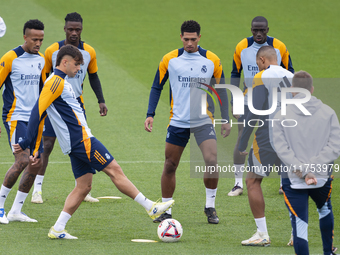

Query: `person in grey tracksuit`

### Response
(273, 70, 340, 255)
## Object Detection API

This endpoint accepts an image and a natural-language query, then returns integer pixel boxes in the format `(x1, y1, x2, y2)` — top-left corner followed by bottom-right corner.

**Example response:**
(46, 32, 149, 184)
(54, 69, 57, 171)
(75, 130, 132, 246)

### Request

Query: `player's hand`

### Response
(221, 123, 231, 138)
(239, 150, 248, 156)
(144, 117, 154, 132)
(13, 144, 23, 154)
(29, 151, 40, 166)
(99, 103, 108, 116)
(305, 173, 317, 185)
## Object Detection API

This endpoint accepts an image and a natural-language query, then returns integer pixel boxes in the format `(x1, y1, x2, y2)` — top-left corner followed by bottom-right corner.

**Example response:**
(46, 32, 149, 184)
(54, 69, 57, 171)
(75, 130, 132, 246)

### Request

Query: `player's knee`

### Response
(204, 155, 217, 167)
(85, 184, 92, 194)
(17, 156, 30, 170)
(164, 158, 178, 174)
(245, 176, 258, 189)
(77, 183, 92, 195)
(43, 139, 55, 155)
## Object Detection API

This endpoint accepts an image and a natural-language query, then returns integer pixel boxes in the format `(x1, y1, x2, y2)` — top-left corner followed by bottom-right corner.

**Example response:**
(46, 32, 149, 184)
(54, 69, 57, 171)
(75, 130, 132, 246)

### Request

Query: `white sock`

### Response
(54, 211, 72, 231)
(255, 217, 268, 233)
(162, 197, 173, 215)
(33, 175, 44, 193)
(280, 175, 282, 187)
(0, 185, 11, 208)
(9, 191, 28, 215)
(134, 192, 154, 211)
(205, 188, 217, 208)
(234, 164, 244, 188)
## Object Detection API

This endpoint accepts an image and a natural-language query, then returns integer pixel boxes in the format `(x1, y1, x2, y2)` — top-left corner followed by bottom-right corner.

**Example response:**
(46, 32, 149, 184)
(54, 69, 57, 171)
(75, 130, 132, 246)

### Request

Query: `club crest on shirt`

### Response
(201, 65, 207, 73)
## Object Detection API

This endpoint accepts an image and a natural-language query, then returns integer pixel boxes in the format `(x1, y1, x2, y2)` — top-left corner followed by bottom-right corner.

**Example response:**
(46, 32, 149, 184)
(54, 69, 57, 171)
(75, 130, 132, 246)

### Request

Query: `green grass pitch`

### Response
(0, 0, 339, 254)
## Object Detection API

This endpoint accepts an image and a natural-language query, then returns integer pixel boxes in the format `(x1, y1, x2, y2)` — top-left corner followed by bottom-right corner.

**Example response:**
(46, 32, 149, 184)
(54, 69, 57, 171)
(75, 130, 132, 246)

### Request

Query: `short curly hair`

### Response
(181, 20, 200, 35)
(65, 12, 83, 24)
(23, 19, 44, 35)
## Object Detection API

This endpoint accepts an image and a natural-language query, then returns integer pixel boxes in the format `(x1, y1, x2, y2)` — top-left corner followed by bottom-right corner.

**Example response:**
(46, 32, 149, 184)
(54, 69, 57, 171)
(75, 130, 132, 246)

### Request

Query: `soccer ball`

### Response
(157, 218, 183, 242)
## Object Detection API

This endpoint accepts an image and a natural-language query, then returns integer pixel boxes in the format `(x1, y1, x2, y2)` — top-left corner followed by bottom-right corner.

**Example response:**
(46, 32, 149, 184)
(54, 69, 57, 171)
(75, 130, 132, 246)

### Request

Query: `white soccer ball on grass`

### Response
(157, 218, 183, 242)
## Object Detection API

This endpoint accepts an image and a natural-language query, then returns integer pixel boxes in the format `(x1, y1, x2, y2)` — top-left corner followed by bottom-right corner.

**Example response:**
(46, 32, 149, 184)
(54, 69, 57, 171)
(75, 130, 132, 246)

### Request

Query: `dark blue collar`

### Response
(54, 69, 67, 79)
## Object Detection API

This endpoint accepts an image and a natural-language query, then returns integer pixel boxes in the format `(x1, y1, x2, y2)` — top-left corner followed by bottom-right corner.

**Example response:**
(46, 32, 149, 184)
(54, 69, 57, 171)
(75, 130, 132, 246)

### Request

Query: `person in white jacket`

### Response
(273, 70, 340, 255)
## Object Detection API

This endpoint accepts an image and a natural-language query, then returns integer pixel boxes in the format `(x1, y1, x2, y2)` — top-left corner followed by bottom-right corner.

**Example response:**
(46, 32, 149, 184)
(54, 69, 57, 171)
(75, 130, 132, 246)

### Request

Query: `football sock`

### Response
(255, 217, 268, 233)
(134, 192, 154, 211)
(9, 191, 28, 215)
(33, 175, 44, 193)
(205, 188, 217, 208)
(162, 197, 173, 214)
(0, 185, 11, 208)
(54, 211, 72, 231)
(280, 175, 282, 187)
(234, 164, 244, 188)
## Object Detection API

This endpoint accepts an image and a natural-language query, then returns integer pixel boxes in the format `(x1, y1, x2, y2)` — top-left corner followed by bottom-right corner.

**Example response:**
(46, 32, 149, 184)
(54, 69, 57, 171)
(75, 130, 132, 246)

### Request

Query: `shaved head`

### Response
(251, 16, 268, 26)
(256, 45, 278, 71)
(256, 45, 277, 61)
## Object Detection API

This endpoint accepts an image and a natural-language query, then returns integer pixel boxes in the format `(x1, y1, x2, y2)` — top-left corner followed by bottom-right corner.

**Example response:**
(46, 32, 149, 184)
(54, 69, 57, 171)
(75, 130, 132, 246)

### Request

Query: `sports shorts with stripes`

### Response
(4, 120, 43, 154)
(69, 137, 114, 179)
